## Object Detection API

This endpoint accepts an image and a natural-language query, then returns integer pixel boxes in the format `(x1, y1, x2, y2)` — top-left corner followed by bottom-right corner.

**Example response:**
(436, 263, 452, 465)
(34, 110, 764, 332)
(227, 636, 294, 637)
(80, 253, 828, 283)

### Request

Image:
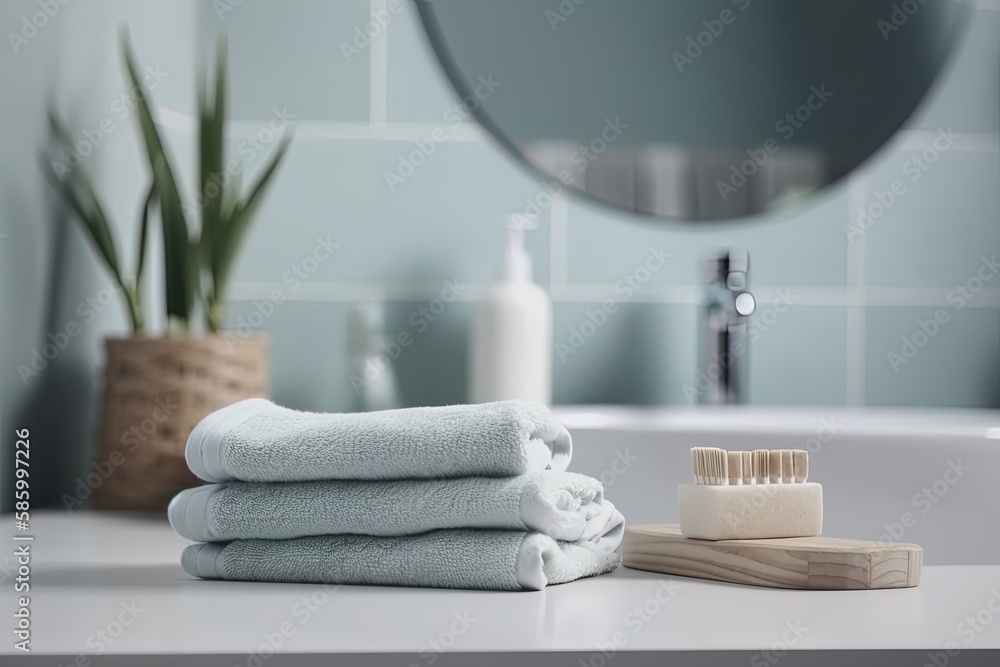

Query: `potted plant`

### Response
(42, 31, 292, 510)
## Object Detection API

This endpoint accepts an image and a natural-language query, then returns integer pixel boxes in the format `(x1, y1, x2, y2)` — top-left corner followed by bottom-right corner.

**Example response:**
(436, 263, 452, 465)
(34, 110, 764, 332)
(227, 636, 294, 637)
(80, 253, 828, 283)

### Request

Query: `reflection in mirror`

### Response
(416, 0, 967, 222)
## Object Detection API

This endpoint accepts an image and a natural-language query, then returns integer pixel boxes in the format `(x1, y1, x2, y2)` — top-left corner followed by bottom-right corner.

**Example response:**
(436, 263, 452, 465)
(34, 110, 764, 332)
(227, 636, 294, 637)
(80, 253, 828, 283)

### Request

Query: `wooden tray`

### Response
(623, 524, 922, 590)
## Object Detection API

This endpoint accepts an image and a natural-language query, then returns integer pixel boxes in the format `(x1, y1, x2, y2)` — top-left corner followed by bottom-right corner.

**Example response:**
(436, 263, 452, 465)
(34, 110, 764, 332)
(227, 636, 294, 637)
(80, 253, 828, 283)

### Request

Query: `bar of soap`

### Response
(678, 483, 823, 541)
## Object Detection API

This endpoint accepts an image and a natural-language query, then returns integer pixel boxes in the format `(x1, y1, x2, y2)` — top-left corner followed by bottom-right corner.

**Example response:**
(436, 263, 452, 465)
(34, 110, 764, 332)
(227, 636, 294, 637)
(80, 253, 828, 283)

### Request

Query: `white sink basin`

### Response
(554, 406, 1000, 565)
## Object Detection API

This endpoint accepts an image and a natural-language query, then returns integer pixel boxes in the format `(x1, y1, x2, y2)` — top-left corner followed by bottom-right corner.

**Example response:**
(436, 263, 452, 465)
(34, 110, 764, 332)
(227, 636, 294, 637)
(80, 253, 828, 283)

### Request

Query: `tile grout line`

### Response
(154, 108, 486, 141)
(153, 107, 1000, 151)
(549, 195, 569, 290)
(227, 281, 1000, 307)
(368, 0, 389, 125)
(845, 174, 868, 406)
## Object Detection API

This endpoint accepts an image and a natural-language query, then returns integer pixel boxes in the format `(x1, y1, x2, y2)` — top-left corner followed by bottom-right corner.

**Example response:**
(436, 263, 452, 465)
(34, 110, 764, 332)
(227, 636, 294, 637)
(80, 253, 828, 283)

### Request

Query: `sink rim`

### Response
(552, 404, 1000, 440)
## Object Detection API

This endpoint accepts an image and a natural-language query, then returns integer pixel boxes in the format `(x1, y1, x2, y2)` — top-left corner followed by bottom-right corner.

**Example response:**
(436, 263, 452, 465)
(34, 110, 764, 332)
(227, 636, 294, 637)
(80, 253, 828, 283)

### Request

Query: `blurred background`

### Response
(1, 0, 999, 507)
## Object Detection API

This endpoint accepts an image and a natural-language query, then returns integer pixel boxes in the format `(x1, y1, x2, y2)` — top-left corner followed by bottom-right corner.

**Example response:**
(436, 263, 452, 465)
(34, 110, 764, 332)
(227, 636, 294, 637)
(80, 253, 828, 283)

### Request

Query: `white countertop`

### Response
(4, 511, 1000, 660)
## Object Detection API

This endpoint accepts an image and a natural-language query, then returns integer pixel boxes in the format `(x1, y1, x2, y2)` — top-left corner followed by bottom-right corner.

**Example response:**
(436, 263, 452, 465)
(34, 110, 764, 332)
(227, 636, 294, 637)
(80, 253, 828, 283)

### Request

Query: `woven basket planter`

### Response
(94, 335, 269, 511)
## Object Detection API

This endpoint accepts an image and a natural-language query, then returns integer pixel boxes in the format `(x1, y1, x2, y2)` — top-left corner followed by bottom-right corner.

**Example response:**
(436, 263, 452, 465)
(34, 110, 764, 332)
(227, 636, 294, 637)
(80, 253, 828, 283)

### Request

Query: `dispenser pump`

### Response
(501, 214, 534, 282)
(471, 212, 552, 405)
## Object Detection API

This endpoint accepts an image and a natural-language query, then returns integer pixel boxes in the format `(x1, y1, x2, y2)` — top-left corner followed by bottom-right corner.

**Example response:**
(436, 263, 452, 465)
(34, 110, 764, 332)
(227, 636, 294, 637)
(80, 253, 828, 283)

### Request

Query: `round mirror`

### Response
(415, 0, 968, 222)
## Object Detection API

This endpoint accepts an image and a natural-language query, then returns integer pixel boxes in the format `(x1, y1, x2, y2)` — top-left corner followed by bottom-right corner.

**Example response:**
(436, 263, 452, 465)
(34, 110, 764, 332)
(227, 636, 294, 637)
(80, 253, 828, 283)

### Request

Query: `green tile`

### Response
(553, 302, 698, 405)
(861, 147, 1000, 288)
(907, 8, 1000, 133)
(554, 301, 847, 406)
(226, 297, 479, 412)
(382, 300, 472, 407)
(564, 186, 848, 287)
(225, 301, 352, 412)
(198, 0, 371, 121)
(865, 306, 1000, 407)
(746, 306, 848, 405)
(386, 0, 468, 122)
(230, 137, 549, 286)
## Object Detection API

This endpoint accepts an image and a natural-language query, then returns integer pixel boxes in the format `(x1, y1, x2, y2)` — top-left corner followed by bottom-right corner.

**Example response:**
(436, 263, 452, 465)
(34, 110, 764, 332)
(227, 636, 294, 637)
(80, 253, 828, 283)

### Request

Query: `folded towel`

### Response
(185, 398, 572, 483)
(168, 471, 625, 545)
(181, 529, 622, 591)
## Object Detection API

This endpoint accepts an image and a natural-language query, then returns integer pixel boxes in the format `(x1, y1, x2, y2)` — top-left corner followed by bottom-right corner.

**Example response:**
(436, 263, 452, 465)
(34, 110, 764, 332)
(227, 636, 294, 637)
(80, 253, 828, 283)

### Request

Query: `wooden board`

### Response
(623, 524, 922, 590)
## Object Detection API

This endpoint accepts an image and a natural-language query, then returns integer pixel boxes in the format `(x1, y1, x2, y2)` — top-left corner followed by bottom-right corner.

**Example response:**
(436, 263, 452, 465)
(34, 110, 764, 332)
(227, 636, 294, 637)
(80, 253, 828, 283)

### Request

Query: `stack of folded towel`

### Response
(169, 398, 624, 591)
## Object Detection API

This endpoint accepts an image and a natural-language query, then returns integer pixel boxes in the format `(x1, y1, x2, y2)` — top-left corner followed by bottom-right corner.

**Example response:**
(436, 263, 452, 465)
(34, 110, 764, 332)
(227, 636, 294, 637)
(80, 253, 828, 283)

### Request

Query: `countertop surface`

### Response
(4, 511, 1000, 656)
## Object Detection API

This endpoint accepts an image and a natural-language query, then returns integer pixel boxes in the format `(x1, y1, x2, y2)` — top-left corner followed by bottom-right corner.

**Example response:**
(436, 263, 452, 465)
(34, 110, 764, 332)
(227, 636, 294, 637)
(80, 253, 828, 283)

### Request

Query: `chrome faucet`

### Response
(700, 249, 755, 404)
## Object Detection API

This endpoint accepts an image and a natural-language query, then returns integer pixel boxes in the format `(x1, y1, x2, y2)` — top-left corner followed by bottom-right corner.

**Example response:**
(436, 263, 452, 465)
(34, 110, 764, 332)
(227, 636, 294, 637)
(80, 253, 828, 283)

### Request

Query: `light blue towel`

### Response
(176, 399, 623, 590)
(185, 398, 572, 483)
(168, 471, 625, 545)
(181, 529, 623, 591)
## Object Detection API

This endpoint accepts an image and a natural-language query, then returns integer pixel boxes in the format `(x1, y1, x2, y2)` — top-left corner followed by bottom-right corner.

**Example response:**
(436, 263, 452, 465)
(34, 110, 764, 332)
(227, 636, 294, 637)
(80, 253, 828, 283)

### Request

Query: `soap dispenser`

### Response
(470, 215, 552, 405)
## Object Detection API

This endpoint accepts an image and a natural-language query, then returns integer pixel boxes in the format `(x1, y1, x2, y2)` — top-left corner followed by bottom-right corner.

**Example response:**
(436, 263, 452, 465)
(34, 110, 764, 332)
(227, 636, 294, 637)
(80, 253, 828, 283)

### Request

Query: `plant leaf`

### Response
(136, 181, 156, 286)
(40, 165, 123, 284)
(121, 30, 188, 232)
(45, 113, 122, 276)
(121, 33, 172, 175)
(187, 238, 202, 326)
(152, 156, 191, 324)
(123, 30, 194, 325)
(199, 37, 227, 294)
(216, 133, 292, 297)
(221, 166, 243, 223)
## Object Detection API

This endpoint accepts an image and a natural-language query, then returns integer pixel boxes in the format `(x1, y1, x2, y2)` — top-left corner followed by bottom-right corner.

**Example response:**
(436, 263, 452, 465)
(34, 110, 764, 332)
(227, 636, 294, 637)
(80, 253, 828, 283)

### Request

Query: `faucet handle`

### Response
(726, 271, 747, 291)
(734, 291, 756, 316)
(707, 248, 749, 286)
(700, 248, 752, 405)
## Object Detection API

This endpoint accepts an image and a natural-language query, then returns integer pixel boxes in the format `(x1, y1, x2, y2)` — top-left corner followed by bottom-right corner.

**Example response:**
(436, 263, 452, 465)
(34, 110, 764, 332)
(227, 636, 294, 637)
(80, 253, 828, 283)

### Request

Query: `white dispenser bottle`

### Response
(470, 216, 552, 405)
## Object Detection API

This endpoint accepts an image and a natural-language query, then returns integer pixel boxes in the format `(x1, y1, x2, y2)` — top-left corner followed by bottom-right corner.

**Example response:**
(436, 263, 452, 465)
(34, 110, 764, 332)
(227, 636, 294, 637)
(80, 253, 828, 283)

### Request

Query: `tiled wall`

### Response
(5, 0, 1000, 465)
(2, 0, 997, 507)
(201, 0, 1000, 411)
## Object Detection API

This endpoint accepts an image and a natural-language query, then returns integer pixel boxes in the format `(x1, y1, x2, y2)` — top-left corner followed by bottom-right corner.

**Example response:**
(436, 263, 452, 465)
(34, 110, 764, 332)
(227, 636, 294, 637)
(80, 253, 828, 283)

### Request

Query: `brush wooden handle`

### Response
(623, 524, 922, 590)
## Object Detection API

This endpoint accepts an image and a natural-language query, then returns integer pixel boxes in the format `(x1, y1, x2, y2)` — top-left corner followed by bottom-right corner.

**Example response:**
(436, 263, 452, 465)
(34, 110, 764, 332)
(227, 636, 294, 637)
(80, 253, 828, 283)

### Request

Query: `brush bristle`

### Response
(727, 451, 742, 485)
(691, 446, 728, 485)
(793, 450, 809, 483)
(769, 450, 782, 483)
(753, 449, 769, 484)
(691, 447, 810, 486)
